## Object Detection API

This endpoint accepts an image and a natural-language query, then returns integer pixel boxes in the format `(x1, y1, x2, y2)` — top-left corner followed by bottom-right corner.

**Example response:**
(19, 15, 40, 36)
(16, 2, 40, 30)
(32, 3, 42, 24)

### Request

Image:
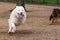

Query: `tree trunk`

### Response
(16, 0, 26, 10)
(10, 0, 26, 12)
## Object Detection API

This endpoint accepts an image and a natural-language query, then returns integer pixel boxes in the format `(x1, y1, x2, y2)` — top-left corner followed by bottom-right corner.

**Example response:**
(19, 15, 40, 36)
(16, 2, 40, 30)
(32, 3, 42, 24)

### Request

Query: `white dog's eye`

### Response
(21, 10, 23, 11)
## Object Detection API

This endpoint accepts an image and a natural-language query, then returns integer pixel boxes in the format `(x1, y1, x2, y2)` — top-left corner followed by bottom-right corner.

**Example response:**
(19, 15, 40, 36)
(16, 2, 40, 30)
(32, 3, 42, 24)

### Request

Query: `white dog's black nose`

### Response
(21, 12, 22, 14)
(18, 12, 24, 16)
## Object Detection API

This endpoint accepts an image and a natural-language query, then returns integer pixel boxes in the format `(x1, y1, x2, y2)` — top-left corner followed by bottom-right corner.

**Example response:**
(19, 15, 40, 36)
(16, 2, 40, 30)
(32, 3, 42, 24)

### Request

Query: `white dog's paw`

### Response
(8, 32, 12, 34)
(8, 30, 15, 34)
(8, 31, 15, 34)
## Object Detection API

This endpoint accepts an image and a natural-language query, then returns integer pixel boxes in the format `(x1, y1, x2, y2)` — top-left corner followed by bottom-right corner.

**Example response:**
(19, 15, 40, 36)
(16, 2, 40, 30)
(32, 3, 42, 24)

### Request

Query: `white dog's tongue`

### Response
(19, 13, 24, 16)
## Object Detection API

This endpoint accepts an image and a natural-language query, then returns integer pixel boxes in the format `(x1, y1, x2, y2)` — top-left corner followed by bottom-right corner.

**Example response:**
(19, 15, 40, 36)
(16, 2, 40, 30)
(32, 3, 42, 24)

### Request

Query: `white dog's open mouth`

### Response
(18, 13, 24, 16)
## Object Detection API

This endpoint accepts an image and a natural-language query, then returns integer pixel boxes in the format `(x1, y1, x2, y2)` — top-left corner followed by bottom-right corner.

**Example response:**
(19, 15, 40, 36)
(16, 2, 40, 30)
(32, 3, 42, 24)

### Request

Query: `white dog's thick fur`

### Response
(8, 6, 26, 33)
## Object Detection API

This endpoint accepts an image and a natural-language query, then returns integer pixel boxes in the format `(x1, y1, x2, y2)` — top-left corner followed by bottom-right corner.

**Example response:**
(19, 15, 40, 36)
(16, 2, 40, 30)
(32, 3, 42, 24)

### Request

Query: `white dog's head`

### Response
(13, 6, 26, 17)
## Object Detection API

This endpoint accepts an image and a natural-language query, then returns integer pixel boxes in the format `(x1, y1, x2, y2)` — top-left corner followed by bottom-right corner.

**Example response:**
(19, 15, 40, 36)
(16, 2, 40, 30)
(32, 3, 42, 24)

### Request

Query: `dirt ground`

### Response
(0, 2, 60, 40)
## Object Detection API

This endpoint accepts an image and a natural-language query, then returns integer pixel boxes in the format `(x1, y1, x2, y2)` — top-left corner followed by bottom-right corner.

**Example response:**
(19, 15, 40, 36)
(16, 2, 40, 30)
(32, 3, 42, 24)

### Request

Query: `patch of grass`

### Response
(26, 0, 60, 4)
(45, 0, 57, 4)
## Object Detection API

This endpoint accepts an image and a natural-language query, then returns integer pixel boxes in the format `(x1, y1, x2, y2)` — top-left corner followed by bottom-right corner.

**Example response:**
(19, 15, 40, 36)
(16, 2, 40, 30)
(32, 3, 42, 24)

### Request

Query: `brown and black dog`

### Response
(49, 8, 60, 25)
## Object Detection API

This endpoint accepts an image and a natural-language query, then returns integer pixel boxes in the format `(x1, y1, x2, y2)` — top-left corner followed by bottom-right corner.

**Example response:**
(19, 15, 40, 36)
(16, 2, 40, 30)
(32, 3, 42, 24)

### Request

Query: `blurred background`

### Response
(0, 0, 60, 5)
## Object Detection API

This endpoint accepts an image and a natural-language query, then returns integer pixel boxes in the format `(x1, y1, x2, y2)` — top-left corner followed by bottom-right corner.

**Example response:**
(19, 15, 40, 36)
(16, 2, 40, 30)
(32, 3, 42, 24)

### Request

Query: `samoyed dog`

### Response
(8, 6, 26, 34)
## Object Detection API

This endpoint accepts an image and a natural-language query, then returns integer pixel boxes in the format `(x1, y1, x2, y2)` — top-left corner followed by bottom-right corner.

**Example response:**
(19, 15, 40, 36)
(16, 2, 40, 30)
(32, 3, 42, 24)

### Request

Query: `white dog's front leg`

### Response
(11, 23, 16, 33)
(8, 19, 12, 33)
(8, 19, 16, 33)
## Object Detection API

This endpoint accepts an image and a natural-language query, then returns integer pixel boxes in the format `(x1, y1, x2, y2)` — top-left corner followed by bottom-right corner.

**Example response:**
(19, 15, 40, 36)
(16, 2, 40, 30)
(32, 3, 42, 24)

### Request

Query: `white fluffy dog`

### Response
(8, 6, 26, 34)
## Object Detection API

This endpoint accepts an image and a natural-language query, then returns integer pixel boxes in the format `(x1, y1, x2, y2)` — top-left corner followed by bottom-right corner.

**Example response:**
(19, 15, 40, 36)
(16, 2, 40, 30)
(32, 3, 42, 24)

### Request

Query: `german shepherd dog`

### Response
(49, 8, 60, 25)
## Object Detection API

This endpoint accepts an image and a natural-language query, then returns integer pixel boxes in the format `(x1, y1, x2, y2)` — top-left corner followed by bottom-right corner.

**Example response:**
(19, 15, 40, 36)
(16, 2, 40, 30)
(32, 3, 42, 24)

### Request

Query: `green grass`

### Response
(26, 0, 60, 4)
(58, 0, 60, 4)
(0, 0, 4, 2)
(33, 0, 43, 3)
(45, 0, 57, 4)
(0, 0, 60, 4)
(26, 0, 33, 3)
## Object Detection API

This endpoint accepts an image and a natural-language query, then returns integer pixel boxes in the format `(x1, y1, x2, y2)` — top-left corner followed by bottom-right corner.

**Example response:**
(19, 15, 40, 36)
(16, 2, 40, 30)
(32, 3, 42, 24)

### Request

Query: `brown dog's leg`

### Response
(53, 18, 57, 23)
(49, 18, 54, 25)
